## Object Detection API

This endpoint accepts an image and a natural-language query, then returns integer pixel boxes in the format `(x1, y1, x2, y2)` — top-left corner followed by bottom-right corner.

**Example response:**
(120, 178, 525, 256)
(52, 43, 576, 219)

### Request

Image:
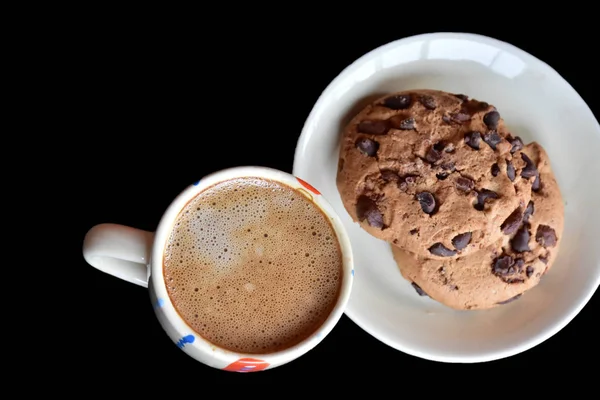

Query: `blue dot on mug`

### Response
(351, 269, 354, 277)
(176, 334, 195, 348)
(154, 298, 165, 309)
(193, 179, 201, 186)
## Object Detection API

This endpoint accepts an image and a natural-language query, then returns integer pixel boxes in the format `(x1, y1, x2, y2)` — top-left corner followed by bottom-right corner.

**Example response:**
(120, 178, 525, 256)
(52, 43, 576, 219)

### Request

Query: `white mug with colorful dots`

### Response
(83, 166, 354, 372)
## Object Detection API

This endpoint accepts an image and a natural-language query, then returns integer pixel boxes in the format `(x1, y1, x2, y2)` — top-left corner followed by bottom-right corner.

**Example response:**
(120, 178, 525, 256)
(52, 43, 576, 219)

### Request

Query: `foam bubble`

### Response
(163, 177, 343, 354)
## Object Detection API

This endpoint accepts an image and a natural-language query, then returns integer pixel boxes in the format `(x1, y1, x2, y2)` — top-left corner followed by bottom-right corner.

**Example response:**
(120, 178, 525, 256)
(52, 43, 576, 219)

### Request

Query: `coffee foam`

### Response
(163, 177, 342, 354)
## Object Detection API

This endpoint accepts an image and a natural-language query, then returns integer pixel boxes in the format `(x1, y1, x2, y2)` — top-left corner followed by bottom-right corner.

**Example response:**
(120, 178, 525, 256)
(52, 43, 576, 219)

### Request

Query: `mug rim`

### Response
(149, 166, 354, 368)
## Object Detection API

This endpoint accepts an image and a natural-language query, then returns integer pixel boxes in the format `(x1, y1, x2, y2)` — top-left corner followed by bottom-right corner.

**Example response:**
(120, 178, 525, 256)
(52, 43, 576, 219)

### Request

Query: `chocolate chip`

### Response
(366, 210, 384, 228)
(436, 172, 450, 180)
(356, 138, 379, 157)
(526, 266, 534, 278)
(389, 115, 416, 130)
(454, 94, 469, 101)
(425, 146, 442, 164)
(483, 111, 500, 129)
(433, 142, 446, 152)
(410, 228, 419, 235)
(493, 256, 525, 284)
(474, 189, 499, 211)
(356, 196, 384, 229)
(398, 117, 415, 130)
(397, 175, 418, 191)
(441, 162, 455, 171)
(442, 115, 452, 124)
(464, 131, 481, 150)
(492, 255, 519, 277)
(511, 224, 531, 252)
(381, 170, 400, 182)
(506, 160, 516, 181)
(532, 174, 541, 192)
(497, 293, 522, 305)
(491, 163, 500, 177)
(419, 95, 437, 110)
(456, 177, 475, 192)
(450, 112, 471, 122)
(358, 120, 390, 135)
(452, 232, 472, 250)
(509, 136, 524, 153)
(483, 131, 503, 150)
(539, 254, 549, 264)
(523, 201, 534, 222)
(356, 196, 375, 220)
(411, 282, 428, 296)
(536, 225, 557, 247)
(501, 208, 523, 235)
(429, 243, 457, 257)
(383, 94, 412, 110)
(520, 153, 538, 178)
(416, 192, 436, 214)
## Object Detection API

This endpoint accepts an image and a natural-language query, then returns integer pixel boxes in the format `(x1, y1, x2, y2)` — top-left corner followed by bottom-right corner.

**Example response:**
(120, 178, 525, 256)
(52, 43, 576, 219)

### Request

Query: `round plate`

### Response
(293, 32, 600, 362)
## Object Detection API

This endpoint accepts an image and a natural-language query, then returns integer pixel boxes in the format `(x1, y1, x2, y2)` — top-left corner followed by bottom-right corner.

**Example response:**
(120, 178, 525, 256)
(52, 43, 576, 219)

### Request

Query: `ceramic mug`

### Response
(82, 166, 354, 372)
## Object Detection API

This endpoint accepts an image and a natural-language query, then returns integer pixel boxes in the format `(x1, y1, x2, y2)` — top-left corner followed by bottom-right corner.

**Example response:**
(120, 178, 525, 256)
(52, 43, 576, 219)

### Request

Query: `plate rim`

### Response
(292, 32, 600, 363)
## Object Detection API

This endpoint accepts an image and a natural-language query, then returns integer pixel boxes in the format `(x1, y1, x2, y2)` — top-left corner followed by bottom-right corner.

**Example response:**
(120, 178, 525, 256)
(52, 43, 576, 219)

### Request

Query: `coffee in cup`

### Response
(163, 176, 343, 354)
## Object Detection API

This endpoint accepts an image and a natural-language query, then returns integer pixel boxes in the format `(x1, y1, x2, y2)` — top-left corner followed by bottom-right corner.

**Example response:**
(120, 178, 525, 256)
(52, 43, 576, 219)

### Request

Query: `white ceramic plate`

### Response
(293, 32, 600, 362)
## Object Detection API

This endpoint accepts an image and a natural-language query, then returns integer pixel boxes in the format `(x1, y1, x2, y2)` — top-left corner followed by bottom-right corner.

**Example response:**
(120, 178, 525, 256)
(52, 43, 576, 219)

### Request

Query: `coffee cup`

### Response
(83, 166, 354, 372)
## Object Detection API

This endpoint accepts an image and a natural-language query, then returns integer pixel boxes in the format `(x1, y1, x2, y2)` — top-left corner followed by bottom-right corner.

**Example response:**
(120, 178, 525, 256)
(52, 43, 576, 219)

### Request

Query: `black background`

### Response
(69, 15, 598, 386)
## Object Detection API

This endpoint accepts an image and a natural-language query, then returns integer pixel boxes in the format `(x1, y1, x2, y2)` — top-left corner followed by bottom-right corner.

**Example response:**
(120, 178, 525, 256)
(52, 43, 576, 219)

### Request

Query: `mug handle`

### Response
(83, 223, 155, 288)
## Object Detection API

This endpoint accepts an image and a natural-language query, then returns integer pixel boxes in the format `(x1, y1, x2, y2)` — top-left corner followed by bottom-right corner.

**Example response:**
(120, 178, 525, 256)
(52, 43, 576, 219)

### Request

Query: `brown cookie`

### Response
(391, 143, 564, 310)
(337, 89, 535, 259)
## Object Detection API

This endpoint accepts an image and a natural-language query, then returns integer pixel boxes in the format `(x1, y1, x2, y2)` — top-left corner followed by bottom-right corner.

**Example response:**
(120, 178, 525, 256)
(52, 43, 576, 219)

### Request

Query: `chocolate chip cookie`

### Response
(337, 89, 535, 259)
(391, 143, 564, 310)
